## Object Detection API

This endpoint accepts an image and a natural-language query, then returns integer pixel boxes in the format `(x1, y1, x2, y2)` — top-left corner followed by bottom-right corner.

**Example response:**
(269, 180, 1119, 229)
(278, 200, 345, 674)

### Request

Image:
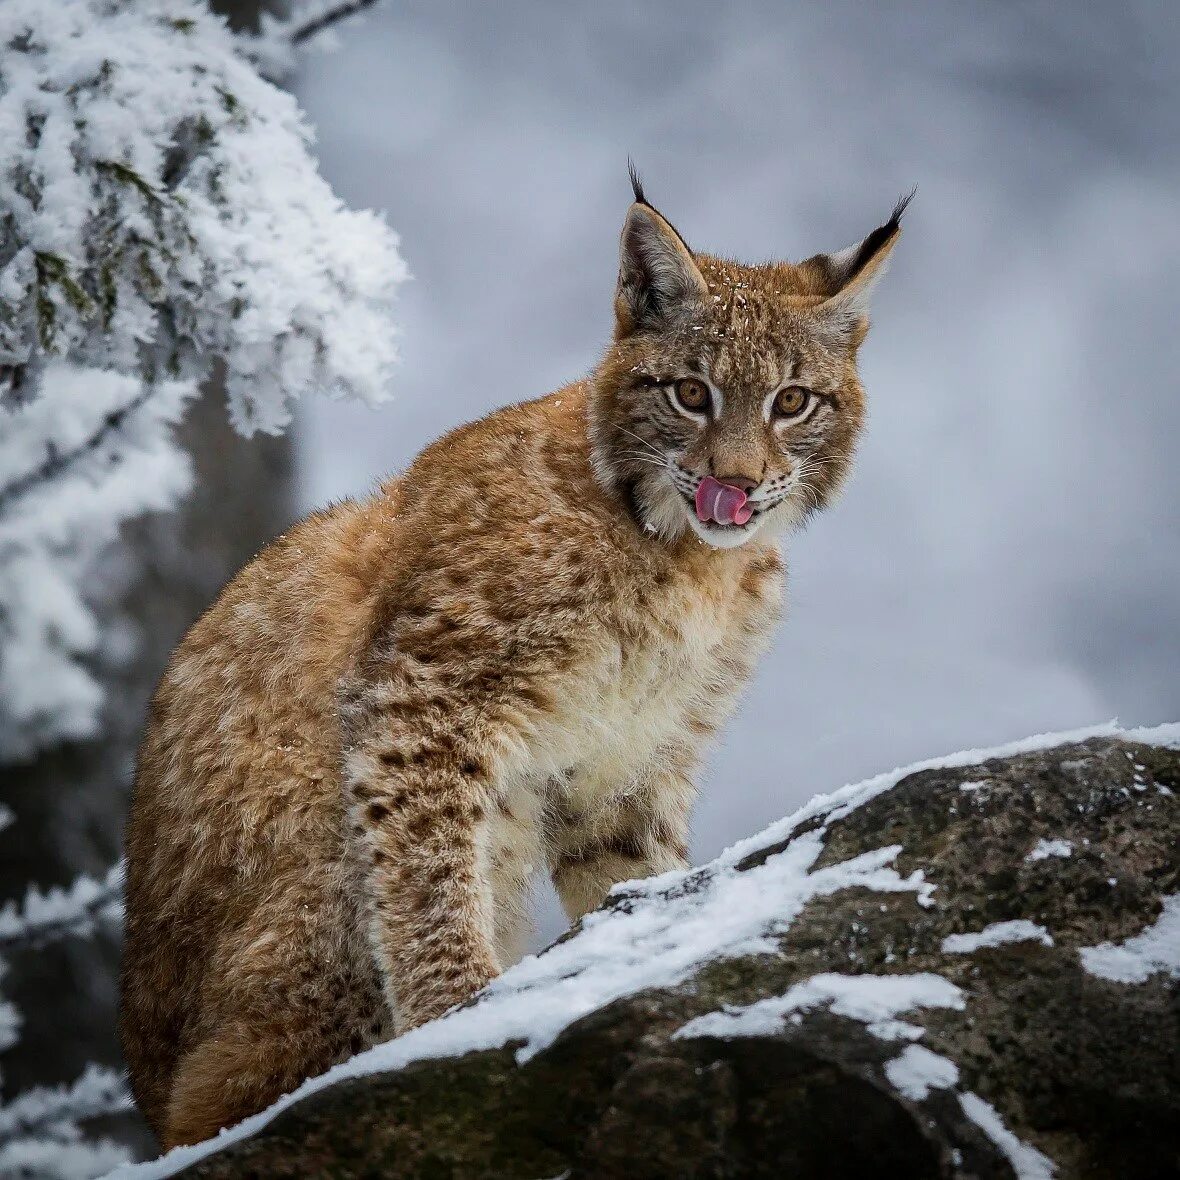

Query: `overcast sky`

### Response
(293, 0, 1180, 885)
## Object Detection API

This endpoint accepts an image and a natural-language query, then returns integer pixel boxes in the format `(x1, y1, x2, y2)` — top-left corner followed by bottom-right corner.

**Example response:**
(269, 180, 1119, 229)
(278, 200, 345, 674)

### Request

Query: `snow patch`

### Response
(959, 1092, 1056, 1178)
(674, 972, 965, 1042)
(884, 1044, 960, 1101)
(942, 920, 1054, 955)
(719, 720, 1179, 870)
(1027, 838, 1073, 862)
(1079, 894, 1180, 984)
(866, 1019, 926, 1042)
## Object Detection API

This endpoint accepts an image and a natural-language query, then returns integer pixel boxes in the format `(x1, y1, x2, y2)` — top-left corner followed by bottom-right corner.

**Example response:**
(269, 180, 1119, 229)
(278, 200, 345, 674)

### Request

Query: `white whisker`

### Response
(617, 452, 672, 470)
(615, 425, 670, 462)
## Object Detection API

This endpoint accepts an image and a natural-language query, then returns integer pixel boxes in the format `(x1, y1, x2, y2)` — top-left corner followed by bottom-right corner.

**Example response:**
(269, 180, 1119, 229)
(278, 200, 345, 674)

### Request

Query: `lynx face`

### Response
(591, 179, 907, 549)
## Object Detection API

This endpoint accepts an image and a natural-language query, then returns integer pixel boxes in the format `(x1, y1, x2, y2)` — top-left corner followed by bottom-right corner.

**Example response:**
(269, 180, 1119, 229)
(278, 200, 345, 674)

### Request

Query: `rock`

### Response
(167, 728, 1180, 1180)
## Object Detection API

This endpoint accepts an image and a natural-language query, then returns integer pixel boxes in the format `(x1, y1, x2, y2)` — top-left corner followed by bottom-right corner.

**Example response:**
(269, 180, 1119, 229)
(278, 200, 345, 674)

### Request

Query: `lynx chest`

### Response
(515, 552, 783, 808)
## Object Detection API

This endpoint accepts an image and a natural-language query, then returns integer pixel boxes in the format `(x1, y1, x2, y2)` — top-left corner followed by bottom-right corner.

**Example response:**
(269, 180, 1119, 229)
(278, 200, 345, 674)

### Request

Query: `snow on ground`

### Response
(959, 1092, 1056, 1179)
(674, 972, 964, 1042)
(1027, 838, 1073, 862)
(105, 720, 1180, 1179)
(1079, 894, 1180, 984)
(941, 920, 1054, 955)
(884, 1044, 960, 1102)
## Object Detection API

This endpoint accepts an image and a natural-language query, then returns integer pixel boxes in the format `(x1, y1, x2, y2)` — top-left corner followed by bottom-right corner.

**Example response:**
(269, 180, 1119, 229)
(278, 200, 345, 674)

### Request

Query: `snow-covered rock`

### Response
(118, 724, 1180, 1179)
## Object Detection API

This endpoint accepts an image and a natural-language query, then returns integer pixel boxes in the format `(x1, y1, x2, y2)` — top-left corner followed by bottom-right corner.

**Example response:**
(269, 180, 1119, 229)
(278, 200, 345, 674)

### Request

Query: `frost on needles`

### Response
(0, 0, 408, 759)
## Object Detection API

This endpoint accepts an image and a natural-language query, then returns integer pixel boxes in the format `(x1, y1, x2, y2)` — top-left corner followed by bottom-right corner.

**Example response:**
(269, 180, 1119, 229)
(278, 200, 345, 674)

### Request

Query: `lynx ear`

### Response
(803, 191, 913, 336)
(615, 172, 708, 338)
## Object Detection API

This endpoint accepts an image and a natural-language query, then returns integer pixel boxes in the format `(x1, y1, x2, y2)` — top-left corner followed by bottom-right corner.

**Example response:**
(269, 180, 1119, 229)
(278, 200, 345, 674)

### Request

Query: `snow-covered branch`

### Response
(0, 1064, 132, 1146)
(0, 386, 157, 516)
(238, 1, 385, 85)
(289, 0, 381, 45)
(0, 1133, 130, 1180)
(0, 862, 131, 1178)
(0, 863, 124, 953)
(0, 0, 408, 760)
(0, 2, 408, 1169)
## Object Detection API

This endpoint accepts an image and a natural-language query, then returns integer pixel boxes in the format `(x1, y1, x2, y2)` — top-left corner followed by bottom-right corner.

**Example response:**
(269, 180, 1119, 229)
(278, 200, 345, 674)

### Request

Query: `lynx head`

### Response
(590, 170, 908, 550)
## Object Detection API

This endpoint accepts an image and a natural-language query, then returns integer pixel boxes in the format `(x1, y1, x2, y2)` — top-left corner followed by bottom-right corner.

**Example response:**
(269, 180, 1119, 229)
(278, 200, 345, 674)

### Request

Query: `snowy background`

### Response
(294, 0, 1180, 867)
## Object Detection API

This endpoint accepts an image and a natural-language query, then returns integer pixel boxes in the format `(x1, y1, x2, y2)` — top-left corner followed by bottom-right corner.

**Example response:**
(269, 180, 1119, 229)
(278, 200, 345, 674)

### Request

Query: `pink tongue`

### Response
(695, 476, 753, 526)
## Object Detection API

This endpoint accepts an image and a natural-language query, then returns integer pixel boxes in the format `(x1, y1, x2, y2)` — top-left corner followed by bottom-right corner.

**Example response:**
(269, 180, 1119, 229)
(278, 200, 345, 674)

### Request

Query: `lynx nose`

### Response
(714, 473, 759, 494)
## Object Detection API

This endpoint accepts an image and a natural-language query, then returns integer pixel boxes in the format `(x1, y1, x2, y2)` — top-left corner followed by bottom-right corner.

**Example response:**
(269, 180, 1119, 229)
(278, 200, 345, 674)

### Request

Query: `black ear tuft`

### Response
(627, 157, 649, 207)
(622, 164, 695, 258)
(845, 187, 916, 282)
(890, 186, 917, 228)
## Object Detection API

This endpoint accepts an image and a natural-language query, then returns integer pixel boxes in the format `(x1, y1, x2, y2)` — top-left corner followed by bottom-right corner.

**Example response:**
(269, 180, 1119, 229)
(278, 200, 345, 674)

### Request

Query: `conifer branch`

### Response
(0, 864, 124, 953)
(290, 0, 381, 45)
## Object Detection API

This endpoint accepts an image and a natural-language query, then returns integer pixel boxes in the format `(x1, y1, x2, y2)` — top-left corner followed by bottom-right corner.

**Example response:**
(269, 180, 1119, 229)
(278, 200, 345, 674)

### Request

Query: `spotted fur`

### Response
(120, 183, 902, 1147)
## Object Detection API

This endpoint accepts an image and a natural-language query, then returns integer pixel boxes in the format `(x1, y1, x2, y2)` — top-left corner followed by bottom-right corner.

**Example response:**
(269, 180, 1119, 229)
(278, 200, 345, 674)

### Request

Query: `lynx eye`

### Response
(673, 377, 711, 414)
(773, 385, 811, 418)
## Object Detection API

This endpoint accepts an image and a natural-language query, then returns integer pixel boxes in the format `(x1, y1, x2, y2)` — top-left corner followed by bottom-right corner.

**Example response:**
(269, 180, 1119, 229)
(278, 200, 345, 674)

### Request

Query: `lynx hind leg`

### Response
(162, 921, 385, 1147)
(164, 994, 386, 1148)
(164, 1018, 299, 1148)
(552, 823, 689, 921)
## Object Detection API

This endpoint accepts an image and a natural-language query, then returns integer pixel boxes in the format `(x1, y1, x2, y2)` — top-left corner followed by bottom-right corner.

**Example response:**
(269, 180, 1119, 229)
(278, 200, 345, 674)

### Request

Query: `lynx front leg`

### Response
(549, 753, 695, 922)
(341, 574, 586, 1030)
(343, 675, 506, 1031)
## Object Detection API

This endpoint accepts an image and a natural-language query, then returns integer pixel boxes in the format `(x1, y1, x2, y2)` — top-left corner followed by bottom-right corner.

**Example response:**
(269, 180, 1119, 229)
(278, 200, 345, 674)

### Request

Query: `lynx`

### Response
(121, 173, 906, 1147)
